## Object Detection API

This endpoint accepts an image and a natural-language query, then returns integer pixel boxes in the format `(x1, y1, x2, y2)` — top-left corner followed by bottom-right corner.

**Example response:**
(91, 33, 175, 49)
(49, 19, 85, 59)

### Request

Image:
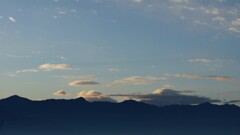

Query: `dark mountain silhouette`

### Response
(1, 95, 31, 103)
(0, 96, 240, 135)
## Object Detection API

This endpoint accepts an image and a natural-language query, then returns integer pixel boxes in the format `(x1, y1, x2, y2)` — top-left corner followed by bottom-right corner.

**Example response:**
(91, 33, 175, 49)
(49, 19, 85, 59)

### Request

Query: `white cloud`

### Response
(7, 73, 17, 77)
(8, 16, 16, 22)
(39, 63, 72, 71)
(114, 0, 240, 36)
(170, 0, 190, 3)
(54, 90, 68, 96)
(70, 9, 77, 13)
(58, 56, 67, 61)
(212, 16, 225, 22)
(132, 0, 142, 3)
(16, 69, 39, 74)
(69, 81, 99, 86)
(53, 16, 58, 19)
(188, 58, 212, 63)
(203, 7, 219, 15)
(108, 68, 120, 72)
(58, 11, 66, 15)
(77, 90, 116, 102)
(228, 27, 240, 33)
(108, 76, 166, 87)
(232, 18, 240, 26)
(217, 0, 225, 2)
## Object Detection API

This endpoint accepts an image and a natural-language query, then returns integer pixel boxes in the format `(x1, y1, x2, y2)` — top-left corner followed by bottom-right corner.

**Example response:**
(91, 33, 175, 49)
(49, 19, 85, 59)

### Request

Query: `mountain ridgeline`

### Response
(0, 95, 240, 135)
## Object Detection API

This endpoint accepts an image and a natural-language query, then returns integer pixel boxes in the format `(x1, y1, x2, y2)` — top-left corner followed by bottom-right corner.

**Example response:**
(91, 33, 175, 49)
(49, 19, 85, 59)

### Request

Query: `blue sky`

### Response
(0, 0, 240, 105)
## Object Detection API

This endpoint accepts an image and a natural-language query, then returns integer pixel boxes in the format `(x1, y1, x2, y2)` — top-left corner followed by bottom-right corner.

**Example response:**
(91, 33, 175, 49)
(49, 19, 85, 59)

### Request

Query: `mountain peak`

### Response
(121, 100, 139, 104)
(120, 100, 149, 106)
(75, 97, 88, 102)
(222, 103, 239, 109)
(2, 95, 31, 102)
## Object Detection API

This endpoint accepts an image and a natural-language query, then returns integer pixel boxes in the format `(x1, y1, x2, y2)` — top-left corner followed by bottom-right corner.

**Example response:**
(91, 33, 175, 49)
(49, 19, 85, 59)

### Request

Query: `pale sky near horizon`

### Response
(0, 0, 240, 105)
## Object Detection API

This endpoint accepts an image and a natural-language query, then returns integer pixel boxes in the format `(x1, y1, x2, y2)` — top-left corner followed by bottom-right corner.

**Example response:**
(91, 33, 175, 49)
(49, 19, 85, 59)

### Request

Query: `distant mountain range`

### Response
(0, 95, 240, 135)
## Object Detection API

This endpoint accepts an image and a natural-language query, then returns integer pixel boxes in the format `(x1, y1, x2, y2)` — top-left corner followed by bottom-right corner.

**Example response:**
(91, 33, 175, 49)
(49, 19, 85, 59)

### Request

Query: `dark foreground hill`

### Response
(0, 95, 240, 135)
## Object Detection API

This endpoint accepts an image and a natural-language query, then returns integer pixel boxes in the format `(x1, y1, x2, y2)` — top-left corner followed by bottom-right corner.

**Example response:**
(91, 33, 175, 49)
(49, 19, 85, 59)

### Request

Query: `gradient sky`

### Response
(0, 0, 240, 105)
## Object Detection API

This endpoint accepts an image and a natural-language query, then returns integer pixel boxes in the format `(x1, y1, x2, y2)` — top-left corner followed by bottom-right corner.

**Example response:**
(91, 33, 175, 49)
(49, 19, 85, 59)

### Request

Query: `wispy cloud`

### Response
(108, 68, 120, 72)
(166, 73, 233, 81)
(58, 11, 66, 15)
(132, 0, 142, 3)
(113, 0, 240, 36)
(69, 81, 100, 86)
(53, 15, 58, 19)
(0, 53, 30, 58)
(39, 63, 73, 71)
(232, 18, 240, 26)
(212, 16, 225, 23)
(228, 27, 240, 33)
(108, 76, 166, 87)
(57, 56, 67, 61)
(188, 58, 235, 70)
(7, 73, 17, 77)
(59, 75, 97, 79)
(15, 63, 77, 75)
(170, 0, 190, 3)
(188, 58, 212, 63)
(16, 69, 39, 74)
(70, 9, 77, 13)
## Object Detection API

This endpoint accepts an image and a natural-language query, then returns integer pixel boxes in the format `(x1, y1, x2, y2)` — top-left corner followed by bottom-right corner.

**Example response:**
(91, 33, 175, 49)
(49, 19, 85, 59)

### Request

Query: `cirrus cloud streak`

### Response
(166, 73, 233, 81)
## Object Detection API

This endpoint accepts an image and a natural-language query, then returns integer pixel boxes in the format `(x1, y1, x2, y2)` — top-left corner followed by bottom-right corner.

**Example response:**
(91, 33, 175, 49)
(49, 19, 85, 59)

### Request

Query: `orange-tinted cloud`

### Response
(69, 81, 99, 86)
